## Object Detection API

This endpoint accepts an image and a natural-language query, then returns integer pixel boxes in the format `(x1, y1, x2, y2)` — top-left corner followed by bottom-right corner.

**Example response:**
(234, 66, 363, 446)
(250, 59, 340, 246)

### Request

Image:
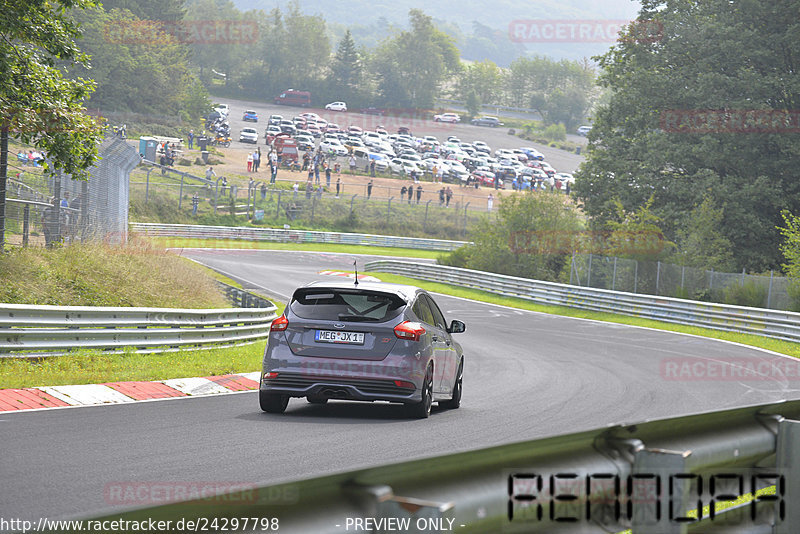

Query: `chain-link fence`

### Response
(129, 172, 500, 240)
(569, 253, 795, 311)
(4, 138, 140, 247)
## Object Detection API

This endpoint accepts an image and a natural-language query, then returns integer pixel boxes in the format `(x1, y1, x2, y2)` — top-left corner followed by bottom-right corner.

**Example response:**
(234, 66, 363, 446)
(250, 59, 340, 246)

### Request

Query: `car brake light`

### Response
(271, 315, 289, 331)
(394, 321, 426, 342)
(394, 380, 415, 389)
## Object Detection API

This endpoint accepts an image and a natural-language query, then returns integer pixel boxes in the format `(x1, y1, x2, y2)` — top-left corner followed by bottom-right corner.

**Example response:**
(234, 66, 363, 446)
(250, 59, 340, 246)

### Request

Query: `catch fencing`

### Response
(5, 137, 140, 247)
(570, 253, 794, 311)
(365, 259, 800, 343)
(130, 222, 468, 252)
(86, 399, 800, 533)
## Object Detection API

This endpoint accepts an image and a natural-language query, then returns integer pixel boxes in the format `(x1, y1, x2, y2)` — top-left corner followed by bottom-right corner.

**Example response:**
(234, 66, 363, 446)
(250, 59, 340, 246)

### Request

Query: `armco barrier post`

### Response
(768, 271, 774, 308)
(387, 197, 392, 223)
(22, 204, 29, 246)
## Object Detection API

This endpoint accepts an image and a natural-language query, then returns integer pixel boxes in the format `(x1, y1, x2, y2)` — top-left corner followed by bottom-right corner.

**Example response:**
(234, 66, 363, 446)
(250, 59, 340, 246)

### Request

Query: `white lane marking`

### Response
(168, 248, 437, 262)
(37, 385, 135, 405)
(162, 377, 230, 396)
(434, 291, 800, 363)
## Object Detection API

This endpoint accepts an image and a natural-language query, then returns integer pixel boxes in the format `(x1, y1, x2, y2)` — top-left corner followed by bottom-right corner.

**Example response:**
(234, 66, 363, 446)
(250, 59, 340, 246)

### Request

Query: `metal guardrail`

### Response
(130, 222, 468, 252)
(217, 282, 275, 309)
(365, 260, 800, 343)
(84, 399, 800, 533)
(0, 290, 277, 357)
(140, 159, 215, 186)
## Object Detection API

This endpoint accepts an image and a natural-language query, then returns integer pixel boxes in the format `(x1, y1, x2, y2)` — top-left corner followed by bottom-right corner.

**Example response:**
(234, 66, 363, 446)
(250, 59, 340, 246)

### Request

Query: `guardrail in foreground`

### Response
(0, 286, 277, 357)
(365, 260, 800, 343)
(130, 222, 468, 252)
(83, 400, 800, 533)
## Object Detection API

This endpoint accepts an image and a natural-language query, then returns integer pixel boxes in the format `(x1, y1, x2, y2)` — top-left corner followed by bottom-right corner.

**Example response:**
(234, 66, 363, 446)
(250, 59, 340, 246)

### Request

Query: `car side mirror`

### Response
(447, 320, 466, 334)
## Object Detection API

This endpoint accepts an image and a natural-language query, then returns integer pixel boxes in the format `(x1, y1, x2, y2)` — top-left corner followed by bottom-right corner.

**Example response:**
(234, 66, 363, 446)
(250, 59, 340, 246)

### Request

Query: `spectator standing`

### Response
(407, 185, 413, 204)
(336, 177, 341, 198)
(270, 163, 278, 184)
(61, 191, 70, 208)
(305, 179, 313, 199)
(445, 187, 453, 207)
(487, 193, 494, 212)
(261, 183, 267, 201)
(325, 165, 332, 187)
(206, 166, 216, 181)
(437, 166, 444, 183)
(253, 148, 261, 172)
(247, 152, 253, 172)
(292, 182, 299, 199)
(367, 179, 373, 199)
(334, 162, 341, 176)
(432, 165, 438, 183)
(314, 162, 320, 184)
(370, 160, 376, 177)
(349, 155, 357, 174)
(188, 130, 194, 149)
(416, 185, 422, 204)
(401, 185, 408, 199)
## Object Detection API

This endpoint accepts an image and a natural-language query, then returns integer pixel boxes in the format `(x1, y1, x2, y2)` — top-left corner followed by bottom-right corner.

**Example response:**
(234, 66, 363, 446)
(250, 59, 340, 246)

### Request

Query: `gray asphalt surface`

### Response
(220, 97, 585, 174)
(3, 249, 800, 523)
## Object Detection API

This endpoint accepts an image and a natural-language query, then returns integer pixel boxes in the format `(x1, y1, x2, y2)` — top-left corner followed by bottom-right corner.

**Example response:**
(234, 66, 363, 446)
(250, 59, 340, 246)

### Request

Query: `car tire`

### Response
(407, 364, 433, 419)
(259, 391, 289, 413)
(307, 395, 328, 405)
(440, 359, 463, 410)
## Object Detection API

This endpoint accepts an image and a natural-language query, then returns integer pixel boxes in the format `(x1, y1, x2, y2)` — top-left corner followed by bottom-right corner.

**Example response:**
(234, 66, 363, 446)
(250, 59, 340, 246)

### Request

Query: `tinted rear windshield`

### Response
(290, 288, 406, 322)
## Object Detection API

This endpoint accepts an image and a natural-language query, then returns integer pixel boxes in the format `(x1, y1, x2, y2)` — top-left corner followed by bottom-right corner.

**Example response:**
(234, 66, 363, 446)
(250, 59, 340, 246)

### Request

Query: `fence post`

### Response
(424, 199, 432, 230)
(612, 256, 617, 291)
(145, 168, 152, 204)
(681, 265, 685, 291)
(350, 194, 357, 216)
(709, 268, 714, 290)
(741, 267, 746, 286)
(311, 196, 316, 223)
(276, 190, 282, 218)
(22, 204, 29, 247)
(587, 253, 593, 287)
(178, 176, 185, 209)
(768, 270, 774, 308)
(569, 251, 575, 285)
(213, 177, 221, 215)
(387, 197, 392, 223)
(656, 261, 661, 294)
(53, 169, 62, 244)
(463, 202, 470, 237)
(634, 260, 638, 293)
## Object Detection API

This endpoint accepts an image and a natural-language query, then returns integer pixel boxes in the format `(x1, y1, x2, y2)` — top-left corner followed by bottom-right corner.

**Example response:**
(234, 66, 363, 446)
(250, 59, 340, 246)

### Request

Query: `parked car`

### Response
(320, 139, 348, 156)
(519, 147, 545, 161)
(275, 89, 311, 107)
(259, 281, 466, 418)
(471, 169, 498, 187)
(433, 112, 461, 123)
(577, 125, 592, 136)
(360, 107, 385, 115)
(242, 110, 258, 122)
(325, 101, 348, 112)
(239, 127, 259, 144)
(471, 116, 503, 127)
(473, 141, 491, 154)
(214, 104, 229, 117)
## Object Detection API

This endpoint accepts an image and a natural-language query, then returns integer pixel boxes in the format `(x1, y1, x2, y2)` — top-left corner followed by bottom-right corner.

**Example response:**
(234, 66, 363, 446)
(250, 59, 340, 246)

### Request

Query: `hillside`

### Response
(230, 0, 642, 62)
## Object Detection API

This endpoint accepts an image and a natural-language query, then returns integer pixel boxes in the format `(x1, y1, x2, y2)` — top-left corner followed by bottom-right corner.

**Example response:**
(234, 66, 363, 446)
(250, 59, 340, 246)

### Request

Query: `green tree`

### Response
(457, 60, 501, 104)
(603, 196, 674, 262)
(574, 0, 800, 271)
(673, 196, 735, 270)
(778, 210, 800, 309)
(442, 192, 583, 281)
(373, 10, 460, 108)
(331, 30, 362, 92)
(0, 0, 102, 248)
(465, 91, 481, 118)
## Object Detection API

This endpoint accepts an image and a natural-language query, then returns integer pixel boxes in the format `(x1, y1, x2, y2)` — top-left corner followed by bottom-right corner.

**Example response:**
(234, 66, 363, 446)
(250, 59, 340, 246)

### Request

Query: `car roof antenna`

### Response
(353, 259, 359, 286)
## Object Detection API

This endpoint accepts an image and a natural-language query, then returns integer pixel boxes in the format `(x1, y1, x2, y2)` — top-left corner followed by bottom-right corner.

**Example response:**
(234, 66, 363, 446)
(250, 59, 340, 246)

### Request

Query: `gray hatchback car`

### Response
(259, 281, 466, 418)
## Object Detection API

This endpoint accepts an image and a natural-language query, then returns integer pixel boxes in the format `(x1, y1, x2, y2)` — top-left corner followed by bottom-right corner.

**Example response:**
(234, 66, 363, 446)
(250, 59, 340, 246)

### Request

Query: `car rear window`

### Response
(290, 288, 406, 322)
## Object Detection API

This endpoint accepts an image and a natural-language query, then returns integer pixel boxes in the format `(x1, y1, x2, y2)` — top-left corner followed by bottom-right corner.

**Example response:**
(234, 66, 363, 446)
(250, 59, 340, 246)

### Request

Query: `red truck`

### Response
(272, 133, 299, 167)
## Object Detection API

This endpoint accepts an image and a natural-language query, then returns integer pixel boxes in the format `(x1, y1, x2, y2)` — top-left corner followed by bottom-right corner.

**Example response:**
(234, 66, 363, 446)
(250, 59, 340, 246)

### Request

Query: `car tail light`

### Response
(394, 321, 426, 342)
(393, 380, 415, 389)
(263, 372, 279, 380)
(271, 315, 289, 331)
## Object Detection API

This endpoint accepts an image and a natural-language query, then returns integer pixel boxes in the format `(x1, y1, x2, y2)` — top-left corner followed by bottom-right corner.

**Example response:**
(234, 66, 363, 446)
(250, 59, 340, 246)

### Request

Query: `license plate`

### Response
(315, 330, 365, 344)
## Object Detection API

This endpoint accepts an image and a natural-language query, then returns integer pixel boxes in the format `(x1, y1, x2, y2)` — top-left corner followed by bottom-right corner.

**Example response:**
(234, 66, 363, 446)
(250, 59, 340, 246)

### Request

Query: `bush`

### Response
(722, 281, 767, 308)
(543, 123, 567, 142)
(438, 245, 473, 268)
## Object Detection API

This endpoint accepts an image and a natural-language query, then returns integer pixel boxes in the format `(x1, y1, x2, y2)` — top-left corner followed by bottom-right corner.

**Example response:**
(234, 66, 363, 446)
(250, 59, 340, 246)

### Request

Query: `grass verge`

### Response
(366, 272, 800, 359)
(150, 236, 445, 260)
(0, 342, 266, 389)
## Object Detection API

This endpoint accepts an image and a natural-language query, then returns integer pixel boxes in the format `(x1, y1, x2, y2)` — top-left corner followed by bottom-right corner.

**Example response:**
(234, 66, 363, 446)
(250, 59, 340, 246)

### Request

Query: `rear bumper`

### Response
(260, 372, 421, 403)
